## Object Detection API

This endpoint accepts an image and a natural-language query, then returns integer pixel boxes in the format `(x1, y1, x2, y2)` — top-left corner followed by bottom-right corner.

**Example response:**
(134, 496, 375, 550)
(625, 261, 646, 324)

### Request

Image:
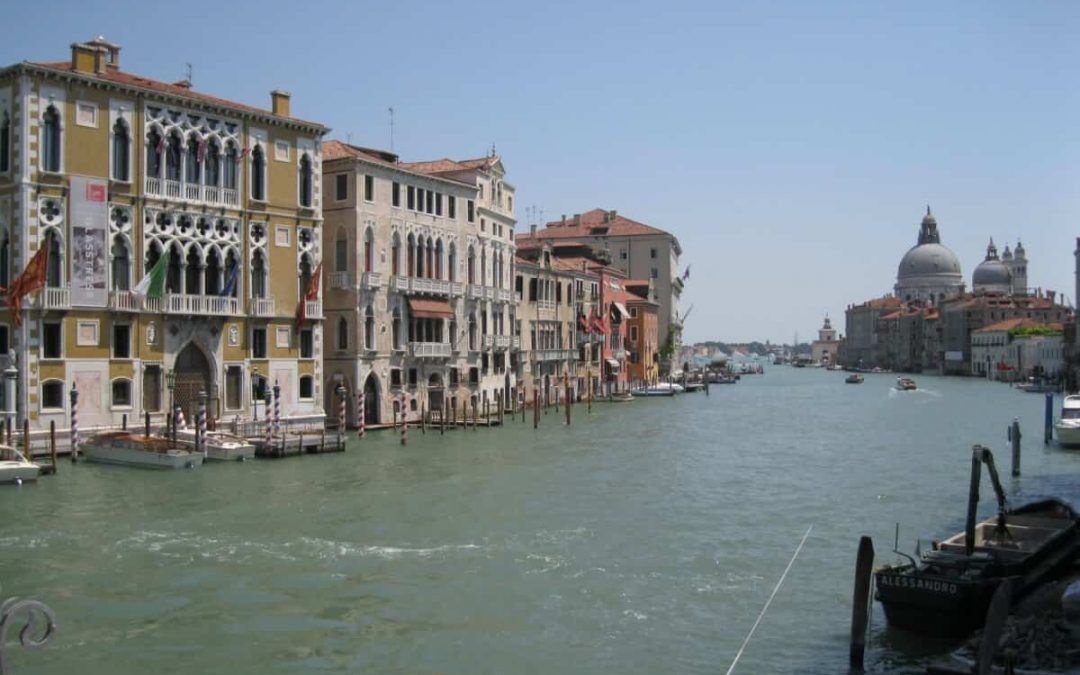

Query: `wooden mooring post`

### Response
(22, 419, 30, 463)
(441, 401, 447, 435)
(564, 373, 571, 426)
(849, 536, 874, 671)
(145, 411, 151, 437)
(1044, 391, 1053, 445)
(49, 421, 57, 473)
(421, 403, 427, 434)
(1009, 417, 1021, 477)
(122, 413, 127, 430)
(533, 389, 539, 429)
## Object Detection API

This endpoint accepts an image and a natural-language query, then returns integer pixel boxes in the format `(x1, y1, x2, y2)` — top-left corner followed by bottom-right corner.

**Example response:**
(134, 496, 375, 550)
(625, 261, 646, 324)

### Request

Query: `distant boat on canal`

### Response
(175, 429, 256, 462)
(845, 373, 864, 384)
(1054, 395, 1080, 448)
(633, 383, 678, 397)
(82, 432, 204, 469)
(895, 377, 917, 391)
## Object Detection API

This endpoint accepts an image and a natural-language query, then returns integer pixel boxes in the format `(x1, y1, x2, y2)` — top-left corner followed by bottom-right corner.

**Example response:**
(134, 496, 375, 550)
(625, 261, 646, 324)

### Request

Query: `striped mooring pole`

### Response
(69, 382, 79, 462)
(264, 388, 273, 447)
(197, 389, 208, 458)
(272, 380, 281, 441)
(400, 395, 408, 445)
(175, 404, 187, 429)
(357, 389, 366, 439)
(337, 385, 346, 442)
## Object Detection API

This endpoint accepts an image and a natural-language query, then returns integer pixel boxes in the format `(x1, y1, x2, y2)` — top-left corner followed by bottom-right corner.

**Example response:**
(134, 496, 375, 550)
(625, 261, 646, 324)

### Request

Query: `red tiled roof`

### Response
(323, 140, 475, 186)
(27, 60, 327, 130)
(528, 208, 672, 240)
(400, 155, 498, 176)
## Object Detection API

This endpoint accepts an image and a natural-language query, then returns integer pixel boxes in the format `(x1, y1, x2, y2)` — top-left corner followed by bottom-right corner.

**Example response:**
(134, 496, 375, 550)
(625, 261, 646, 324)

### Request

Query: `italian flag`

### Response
(132, 248, 170, 302)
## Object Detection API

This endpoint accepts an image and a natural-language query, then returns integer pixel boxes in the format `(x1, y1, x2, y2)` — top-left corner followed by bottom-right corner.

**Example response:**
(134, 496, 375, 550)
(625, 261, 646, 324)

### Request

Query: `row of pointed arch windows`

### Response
(146, 128, 240, 192)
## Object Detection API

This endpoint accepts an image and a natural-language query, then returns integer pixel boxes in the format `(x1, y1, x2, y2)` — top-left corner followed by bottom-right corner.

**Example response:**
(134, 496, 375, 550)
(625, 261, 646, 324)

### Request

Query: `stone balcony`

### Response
(534, 349, 574, 362)
(109, 290, 139, 312)
(33, 287, 70, 310)
(410, 277, 452, 296)
(360, 272, 382, 290)
(482, 334, 495, 349)
(410, 341, 452, 358)
(304, 299, 323, 320)
(511, 335, 521, 350)
(494, 335, 511, 350)
(144, 293, 240, 316)
(145, 176, 240, 208)
(466, 284, 484, 300)
(495, 288, 512, 303)
(249, 296, 276, 317)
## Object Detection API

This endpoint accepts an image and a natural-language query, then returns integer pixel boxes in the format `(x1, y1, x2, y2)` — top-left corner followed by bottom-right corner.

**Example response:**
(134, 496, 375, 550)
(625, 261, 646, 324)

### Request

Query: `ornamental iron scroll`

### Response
(0, 595, 57, 674)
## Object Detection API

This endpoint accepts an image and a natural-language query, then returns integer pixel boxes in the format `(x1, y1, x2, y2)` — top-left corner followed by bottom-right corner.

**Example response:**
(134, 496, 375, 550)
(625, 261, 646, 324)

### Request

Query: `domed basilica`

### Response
(894, 207, 1027, 303)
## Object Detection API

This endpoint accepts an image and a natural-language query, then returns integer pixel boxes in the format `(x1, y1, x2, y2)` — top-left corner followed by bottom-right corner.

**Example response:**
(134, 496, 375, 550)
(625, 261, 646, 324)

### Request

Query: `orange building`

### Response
(625, 280, 659, 383)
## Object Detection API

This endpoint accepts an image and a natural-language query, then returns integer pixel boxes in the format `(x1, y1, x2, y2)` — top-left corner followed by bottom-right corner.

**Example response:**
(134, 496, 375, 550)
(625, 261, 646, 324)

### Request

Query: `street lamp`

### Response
(251, 366, 261, 421)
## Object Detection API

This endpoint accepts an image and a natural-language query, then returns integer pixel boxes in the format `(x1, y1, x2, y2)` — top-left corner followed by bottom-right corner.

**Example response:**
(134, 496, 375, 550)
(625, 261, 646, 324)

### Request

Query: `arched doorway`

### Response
(174, 342, 212, 424)
(363, 373, 380, 425)
(428, 373, 444, 415)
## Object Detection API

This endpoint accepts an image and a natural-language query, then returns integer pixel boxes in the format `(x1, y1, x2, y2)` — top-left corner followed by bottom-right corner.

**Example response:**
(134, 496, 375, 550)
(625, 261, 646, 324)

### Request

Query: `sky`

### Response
(4, 1, 1080, 344)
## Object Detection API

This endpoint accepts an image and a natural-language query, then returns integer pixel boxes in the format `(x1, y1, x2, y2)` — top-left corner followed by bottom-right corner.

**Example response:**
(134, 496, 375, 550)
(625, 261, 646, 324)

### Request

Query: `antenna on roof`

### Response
(346, 132, 352, 145)
(184, 62, 193, 84)
(388, 107, 395, 152)
(490, 143, 496, 157)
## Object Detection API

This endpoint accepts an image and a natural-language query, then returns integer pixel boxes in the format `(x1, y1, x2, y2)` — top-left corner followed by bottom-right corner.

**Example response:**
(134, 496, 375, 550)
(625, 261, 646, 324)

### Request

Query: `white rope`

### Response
(725, 524, 813, 675)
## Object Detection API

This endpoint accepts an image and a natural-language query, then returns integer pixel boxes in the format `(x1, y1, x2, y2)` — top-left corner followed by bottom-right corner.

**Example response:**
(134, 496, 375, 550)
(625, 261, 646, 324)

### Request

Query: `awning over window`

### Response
(612, 302, 629, 319)
(606, 358, 621, 368)
(408, 298, 454, 319)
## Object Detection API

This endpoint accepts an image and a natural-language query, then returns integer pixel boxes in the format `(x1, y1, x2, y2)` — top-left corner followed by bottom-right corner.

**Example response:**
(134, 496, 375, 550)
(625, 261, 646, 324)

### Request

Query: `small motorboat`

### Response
(1016, 378, 1058, 394)
(683, 382, 705, 393)
(82, 432, 204, 469)
(0, 445, 40, 484)
(1054, 395, 1080, 448)
(632, 385, 676, 397)
(875, 446, 1080, 637)
(175, 429, 256, 461)
(895, 377, 917, 391)
(845, 374, 864, 384)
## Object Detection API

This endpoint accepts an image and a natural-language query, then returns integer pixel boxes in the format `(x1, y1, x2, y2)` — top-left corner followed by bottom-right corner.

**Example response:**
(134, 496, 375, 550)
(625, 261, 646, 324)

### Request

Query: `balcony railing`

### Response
(450, 282, 464, 297)
(391, 275, 409, 292)
(410, 341, 452, 358)
(483, 287, 495, 301)
(494, 335, 511, 349)
(495, 288, 512, 303)
(533, 349, 573, 362)
(144, 176, 241, 208)
(304, 299, 323, 320)
(361, 272, 383, 290)
(410, 277, 451, 296)
(467, 284, 484, 300)
(511, 335, 521, 350)
(109, 290, 139, 312)
(482, 335, 495, 349)
(34, 287, 70, 310)
(249, 296, 276, 317)
(143, 293, 240, 316)
(330, 271, 354, 290)
(538, 299, 557, 310)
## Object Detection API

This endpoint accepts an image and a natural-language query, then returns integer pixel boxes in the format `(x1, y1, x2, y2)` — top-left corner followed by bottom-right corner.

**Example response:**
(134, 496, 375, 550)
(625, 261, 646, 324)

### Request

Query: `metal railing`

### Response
(511, 336, 521, 350)
(482, 335, 495, 349)
(494, 335, 511, 349)
(109, 290, 139, 312)
(411, 277, 451, 295)
(329, 271, 354, 290)
(410, 341, 452, 358)
(538, 299, 557, 310)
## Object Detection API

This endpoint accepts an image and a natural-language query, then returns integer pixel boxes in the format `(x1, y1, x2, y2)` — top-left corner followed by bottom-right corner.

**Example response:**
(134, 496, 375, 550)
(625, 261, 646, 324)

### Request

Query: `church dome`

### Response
(894, 207, 965, 303)
(973, 238, 1012, 292)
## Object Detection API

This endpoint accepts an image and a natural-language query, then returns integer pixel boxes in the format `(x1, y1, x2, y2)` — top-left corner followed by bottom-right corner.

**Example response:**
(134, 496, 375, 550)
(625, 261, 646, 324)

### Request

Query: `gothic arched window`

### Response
(205, 139, 220, 187)
(110, 235, 130, 291)
(146, 128, 163, 178)
(185, 137, 201, 184)
(41, 106, 61, 173)
(45, 231, 62, 287)
(337, 316, 348, 350)
(250, 249, 267, 299)
(111, 119, 130, 181)
(223, 142, 238, 190)
(299, 153, 313, 207)
(251, 145, 266, 201)
(364, 305, 375, 350)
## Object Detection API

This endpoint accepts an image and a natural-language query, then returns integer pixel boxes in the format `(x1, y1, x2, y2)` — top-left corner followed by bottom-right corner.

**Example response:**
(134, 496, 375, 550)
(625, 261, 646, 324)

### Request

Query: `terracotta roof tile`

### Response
(27, 60, 327, 130)
(526, 208, 673, 240)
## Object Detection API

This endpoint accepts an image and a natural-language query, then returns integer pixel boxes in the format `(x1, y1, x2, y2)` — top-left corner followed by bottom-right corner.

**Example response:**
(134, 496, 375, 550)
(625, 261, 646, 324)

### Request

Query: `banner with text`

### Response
(70, 176, 109, 307)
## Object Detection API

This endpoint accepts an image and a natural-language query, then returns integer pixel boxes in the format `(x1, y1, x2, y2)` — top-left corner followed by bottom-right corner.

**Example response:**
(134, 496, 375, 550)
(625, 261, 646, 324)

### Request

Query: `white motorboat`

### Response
(0, 445, 40, 484)
(82, 432, 204, 469)
(1055, 395, 1080, 448)
(175, 429, 255, 461)
(632, 382, 684, 396)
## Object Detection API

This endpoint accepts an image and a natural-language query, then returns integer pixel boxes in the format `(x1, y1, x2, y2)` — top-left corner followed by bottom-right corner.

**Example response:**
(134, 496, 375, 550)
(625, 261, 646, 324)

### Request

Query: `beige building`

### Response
(810, 316, 841, 366)
(0, 38, 328, 434)
(321, 141, 516, 424)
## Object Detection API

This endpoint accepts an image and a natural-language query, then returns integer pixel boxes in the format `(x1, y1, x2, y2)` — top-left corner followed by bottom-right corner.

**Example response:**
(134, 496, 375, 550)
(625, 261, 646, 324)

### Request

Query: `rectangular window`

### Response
(111, 379, 131, 407)
(335, 174, 348, 201)
(467, 200, 475, 223)
(650, 267, 658, 279)
(425, 190, 434, 214)
(42, 322, 62, 359)
(435, 193, 442, 216)
(630, 307, 638, 318)
(41, 381, 63, 409)
(449, 368, 459, 386)
(225, 365, 243, 410)
(364, 175, 374, 202)
(448, 196, 456, 219)
(650, 248, 657, 259)
(300, 328, 314, 358)
(392, 182, 401, 207)
(407, 185, 415, 210)
(480, 218, 486, 232)
(408, 368, 418, 387)
(143, 364, 162, 412)
(630, 326, 638, 342)
(620, 250, 627, 260)
(251, 327, 267, 358)
(390, 368, 402, 387)
(299, 375, 314, 399)
(112, 323, 131, 359)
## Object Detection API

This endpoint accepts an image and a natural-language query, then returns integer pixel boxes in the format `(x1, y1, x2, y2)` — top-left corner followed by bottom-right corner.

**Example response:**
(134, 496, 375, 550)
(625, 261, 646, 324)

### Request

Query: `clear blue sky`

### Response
(6, 1, 1080, 343)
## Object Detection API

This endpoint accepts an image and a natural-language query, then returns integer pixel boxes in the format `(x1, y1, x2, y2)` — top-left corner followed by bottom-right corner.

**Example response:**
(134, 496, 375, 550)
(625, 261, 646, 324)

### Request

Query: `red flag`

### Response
(578, 315, 590, 333)
(5, 234, 51, 327)
(295, 263, 322, 332)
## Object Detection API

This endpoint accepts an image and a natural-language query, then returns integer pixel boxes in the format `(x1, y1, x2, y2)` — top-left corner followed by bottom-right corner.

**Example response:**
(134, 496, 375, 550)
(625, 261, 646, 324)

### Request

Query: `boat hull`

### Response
(83, 443, 204, 469)
(875, 571, 1008, 637)
(175, 431, 256, 461)
(1055, 422, 1080, 447)
(0, 460, 40, 483)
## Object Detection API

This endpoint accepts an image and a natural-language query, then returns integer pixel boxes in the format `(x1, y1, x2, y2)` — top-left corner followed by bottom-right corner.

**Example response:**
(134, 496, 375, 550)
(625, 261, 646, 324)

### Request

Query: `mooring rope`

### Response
(724, 524, 813, 675)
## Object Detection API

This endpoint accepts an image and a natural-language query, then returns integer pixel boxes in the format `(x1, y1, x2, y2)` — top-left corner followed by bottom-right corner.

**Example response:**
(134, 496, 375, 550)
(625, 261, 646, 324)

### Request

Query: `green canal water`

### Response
(3, 368, 1080, 674)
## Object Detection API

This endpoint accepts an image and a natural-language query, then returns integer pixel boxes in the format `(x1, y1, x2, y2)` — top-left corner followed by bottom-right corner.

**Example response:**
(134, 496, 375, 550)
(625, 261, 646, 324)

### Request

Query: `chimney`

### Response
(85, 36, 120, 69)
(530, 223, 537, 237)
(561, 215, 566, 226)
(573, 213, 581, 226)
(271, 90, 291, 117)
(70, 42, 100, 74)
(608, 209, 617, 221)
(1049, 290, 1056, 304)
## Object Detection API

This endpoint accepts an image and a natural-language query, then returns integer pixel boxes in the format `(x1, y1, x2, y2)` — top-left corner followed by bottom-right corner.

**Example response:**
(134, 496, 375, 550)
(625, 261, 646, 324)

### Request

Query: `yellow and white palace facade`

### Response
(0, 38, 329, 435)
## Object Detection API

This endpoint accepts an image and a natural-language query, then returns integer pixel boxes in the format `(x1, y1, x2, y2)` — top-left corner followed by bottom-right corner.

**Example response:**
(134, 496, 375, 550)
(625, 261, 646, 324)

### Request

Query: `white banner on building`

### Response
(945, 351, 964, 361)
(69, 176, 109, 307)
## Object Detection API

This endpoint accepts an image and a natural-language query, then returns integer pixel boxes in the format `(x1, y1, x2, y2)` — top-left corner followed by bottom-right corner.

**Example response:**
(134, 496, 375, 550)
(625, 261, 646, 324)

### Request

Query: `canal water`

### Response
(3, 368, 1079, 674)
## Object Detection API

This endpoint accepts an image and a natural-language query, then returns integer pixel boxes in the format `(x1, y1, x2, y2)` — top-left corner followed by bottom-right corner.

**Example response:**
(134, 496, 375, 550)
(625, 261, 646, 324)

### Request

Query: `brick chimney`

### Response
(271, 90, 291, 117)
(70, 42, 106, 74)
(573, 213, 581, 226)
(172, 79, 192, 90)
(85, 36, 120, 69)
